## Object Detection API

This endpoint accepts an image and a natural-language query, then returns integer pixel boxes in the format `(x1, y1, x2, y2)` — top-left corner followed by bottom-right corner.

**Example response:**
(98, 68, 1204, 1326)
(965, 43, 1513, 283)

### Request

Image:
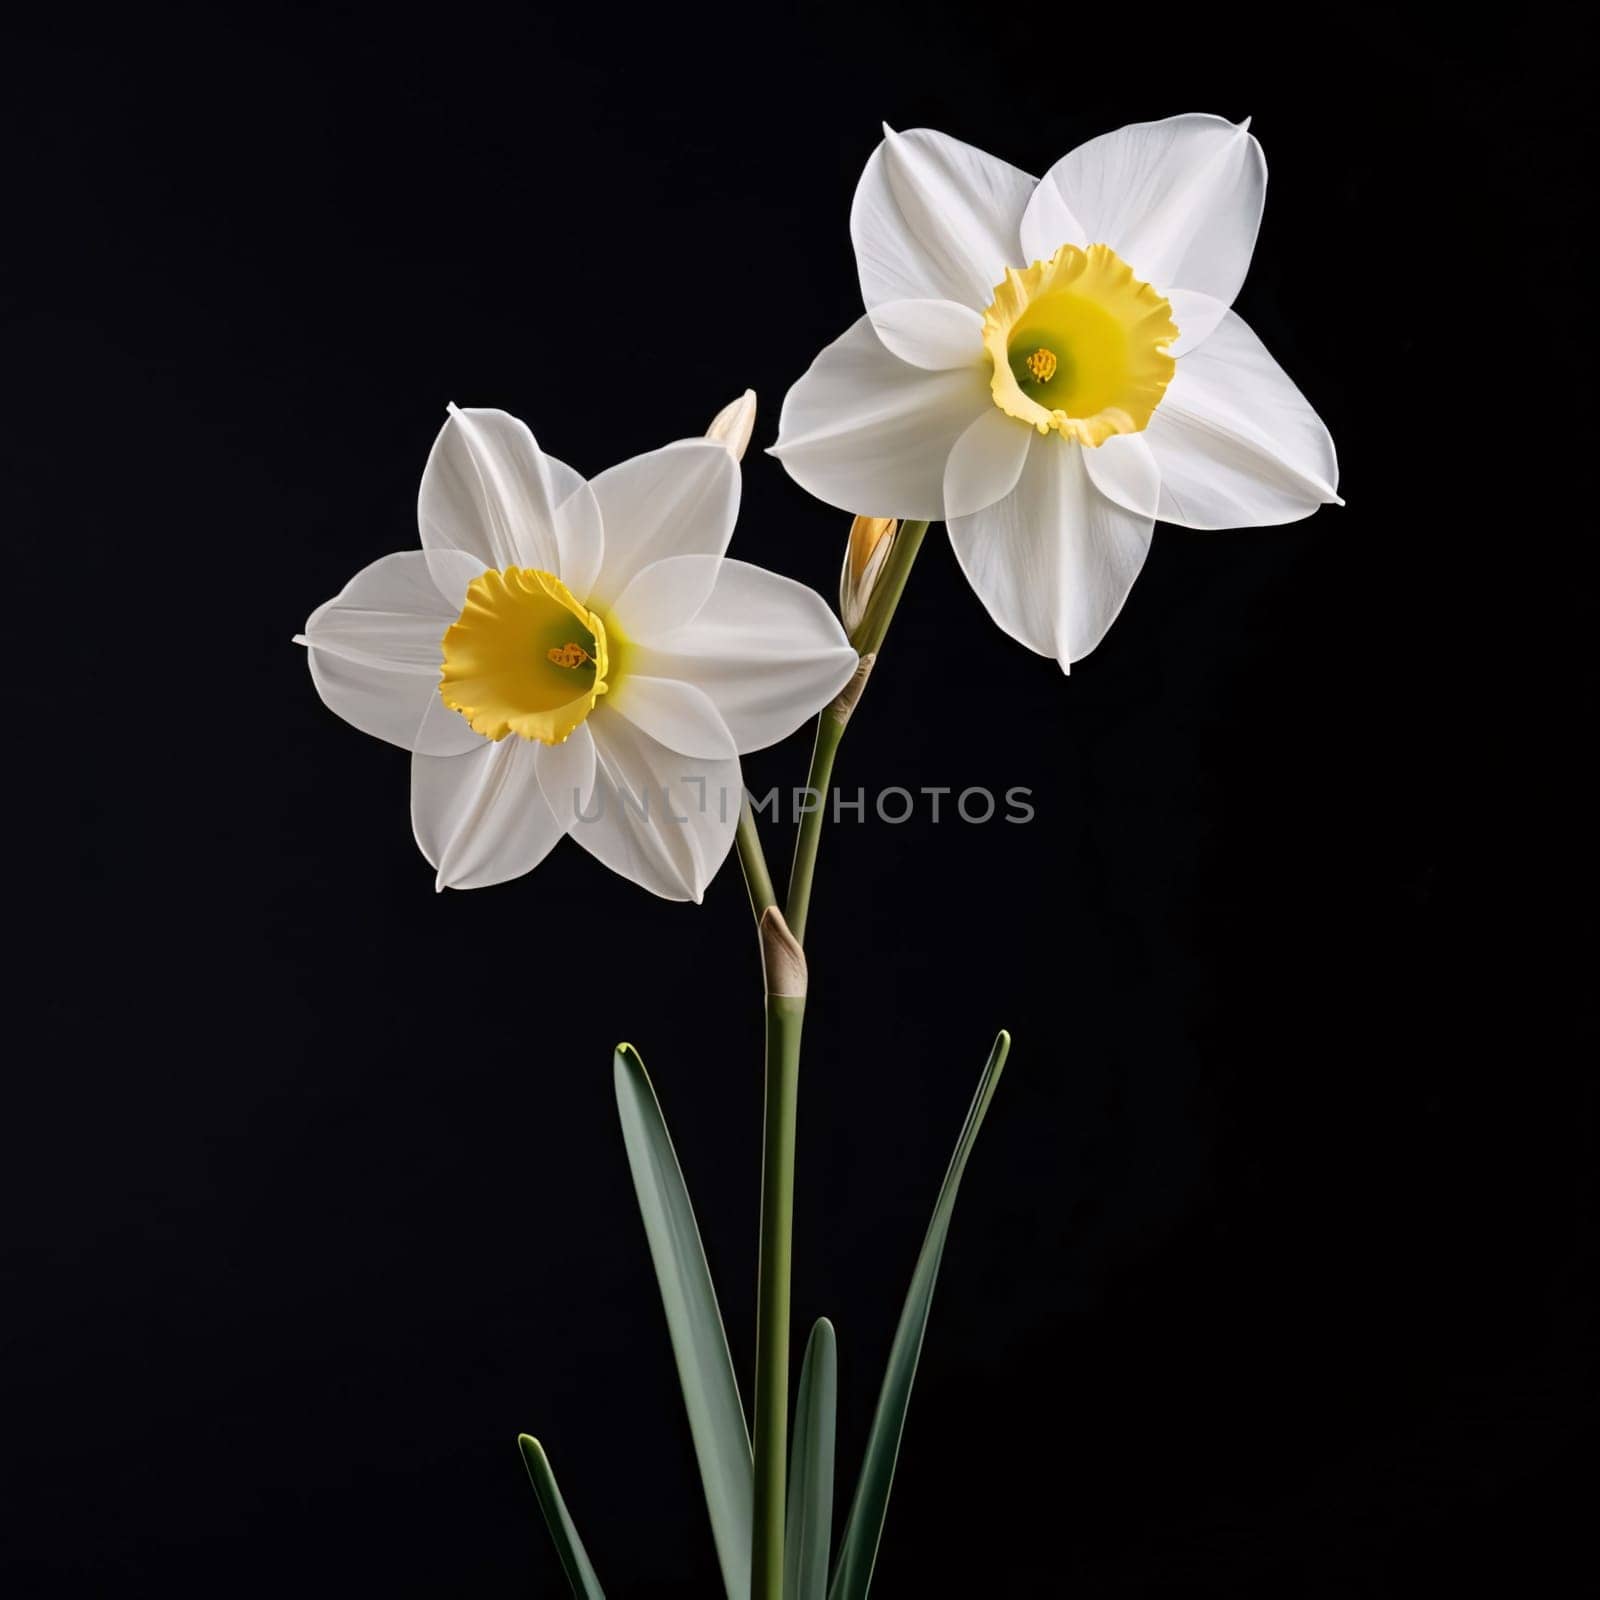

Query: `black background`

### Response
(4, 6, 1594, 1595)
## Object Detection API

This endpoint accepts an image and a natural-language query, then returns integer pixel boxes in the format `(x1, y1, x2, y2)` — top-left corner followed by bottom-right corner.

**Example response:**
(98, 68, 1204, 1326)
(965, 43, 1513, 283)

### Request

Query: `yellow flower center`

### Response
(982, 243, 1179, 446)
(439, 567, 611, 744)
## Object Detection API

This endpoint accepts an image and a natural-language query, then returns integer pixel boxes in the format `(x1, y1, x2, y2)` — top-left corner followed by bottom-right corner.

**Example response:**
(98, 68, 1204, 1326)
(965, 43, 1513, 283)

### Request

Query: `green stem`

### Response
(736, 790, 778, 919)
(748, 518, 929, 1597)
(751, 988, 804, 1600)
(784, 714, 847, 948)
(785, 519, 930, 944)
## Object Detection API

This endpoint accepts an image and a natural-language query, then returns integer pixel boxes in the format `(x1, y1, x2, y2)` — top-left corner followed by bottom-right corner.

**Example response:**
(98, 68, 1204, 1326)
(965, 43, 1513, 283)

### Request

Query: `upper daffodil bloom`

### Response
(298, 404, 858, 895)
(773, 115, 1341, 669)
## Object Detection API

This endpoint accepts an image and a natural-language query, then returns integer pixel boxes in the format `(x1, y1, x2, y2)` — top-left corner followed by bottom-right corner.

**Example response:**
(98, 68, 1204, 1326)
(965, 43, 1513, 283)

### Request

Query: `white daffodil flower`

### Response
(773, 115, 1341, 669)
(298, 404, 858, 895)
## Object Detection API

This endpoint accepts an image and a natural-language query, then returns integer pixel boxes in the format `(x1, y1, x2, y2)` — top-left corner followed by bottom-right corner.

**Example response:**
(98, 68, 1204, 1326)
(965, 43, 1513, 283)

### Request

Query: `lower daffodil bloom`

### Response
(773, 114, 1341, 669)
(299, 405, 858, 895)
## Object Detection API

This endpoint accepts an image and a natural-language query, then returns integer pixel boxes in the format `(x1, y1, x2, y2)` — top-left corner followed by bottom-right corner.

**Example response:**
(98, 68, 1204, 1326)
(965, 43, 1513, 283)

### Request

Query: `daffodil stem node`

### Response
(759, 907, 807, 999)
(828, 652, 876, 728)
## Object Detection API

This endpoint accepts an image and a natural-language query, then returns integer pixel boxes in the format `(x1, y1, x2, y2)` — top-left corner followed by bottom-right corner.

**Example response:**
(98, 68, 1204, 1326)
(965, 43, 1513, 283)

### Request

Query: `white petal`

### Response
(572, 708, 741, 903)
(302, 648, 447, 755)
(542, 454, 584, 499)
(771, 314, 990, 520)
(943, 407, 1033, 519)
(300, 551, 467, 667)
(1016, 178, 1087, 266)
(535, 724, 597, 832)
(1082, 433, 1161, 520)
(551, 472, 605, 602)
(948, 435, 1154, 667)
(1026, 114, 1264, 305)
(608, 553, 723, 641)
(584, 440, 740, 611)
(867, 298, 985, 371)
(411, 737, 564, 891)
(299, 549, 482, 754)
(627, 560, 858, 753)
(1145, 310, 1340, 529)
(417, 406, 575, 572)
(412, 694, 484, 759)
(1167, 288, 1230, 358)
(852, 126, 1036, 312)
(606, 675, 738, 760)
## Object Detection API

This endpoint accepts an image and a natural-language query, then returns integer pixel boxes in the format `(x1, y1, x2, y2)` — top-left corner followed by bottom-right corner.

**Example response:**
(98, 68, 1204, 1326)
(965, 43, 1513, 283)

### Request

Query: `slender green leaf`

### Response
(784, 1318, 838, 1600)
(517, 1435, 605, 1599)
(829, 1030, 1011, 1600)
(613, 1043, 752, 1600)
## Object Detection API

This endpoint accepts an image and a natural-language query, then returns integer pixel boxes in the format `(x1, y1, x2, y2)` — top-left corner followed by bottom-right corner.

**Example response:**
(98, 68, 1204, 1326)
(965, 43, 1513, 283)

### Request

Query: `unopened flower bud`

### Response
(705, 389, 758, 461)
(839, 515, 898, 635)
